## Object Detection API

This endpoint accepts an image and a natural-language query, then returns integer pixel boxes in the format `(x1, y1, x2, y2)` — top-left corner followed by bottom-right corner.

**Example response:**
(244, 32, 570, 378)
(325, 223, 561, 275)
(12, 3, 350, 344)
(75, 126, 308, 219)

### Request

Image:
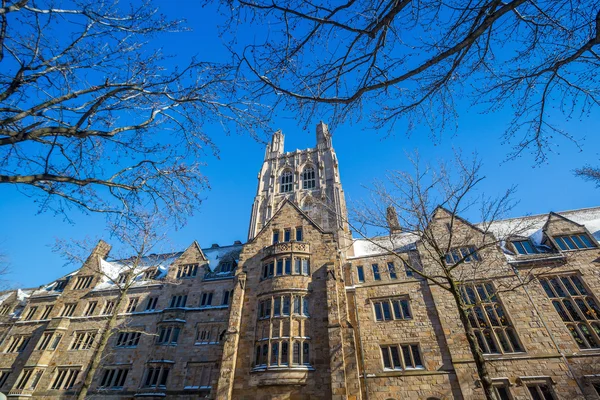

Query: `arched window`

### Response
(302, 167, 316, 189)
(280, 170, 293, 193)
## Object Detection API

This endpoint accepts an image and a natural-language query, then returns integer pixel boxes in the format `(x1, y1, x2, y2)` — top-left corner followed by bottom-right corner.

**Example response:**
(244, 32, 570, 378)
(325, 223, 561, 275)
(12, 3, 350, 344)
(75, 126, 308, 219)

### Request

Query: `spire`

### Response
(316, 121, 332, 148)
(265, 130, 284, 159)
(386, 205, 402, 234)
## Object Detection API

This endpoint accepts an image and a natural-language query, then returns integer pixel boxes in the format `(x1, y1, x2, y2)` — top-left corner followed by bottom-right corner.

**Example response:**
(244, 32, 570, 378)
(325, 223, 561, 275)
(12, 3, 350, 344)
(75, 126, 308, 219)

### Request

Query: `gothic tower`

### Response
(247, 122, 350, 240)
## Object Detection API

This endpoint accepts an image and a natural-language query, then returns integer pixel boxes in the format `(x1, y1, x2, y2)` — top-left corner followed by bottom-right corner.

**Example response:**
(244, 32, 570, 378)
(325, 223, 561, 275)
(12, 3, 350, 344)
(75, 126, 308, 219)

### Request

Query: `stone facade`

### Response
(1, 124, 600, 399)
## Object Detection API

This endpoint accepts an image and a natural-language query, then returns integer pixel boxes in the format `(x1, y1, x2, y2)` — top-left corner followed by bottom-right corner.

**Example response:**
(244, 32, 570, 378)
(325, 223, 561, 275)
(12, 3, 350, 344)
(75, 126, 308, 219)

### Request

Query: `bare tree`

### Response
(0, 0, 270, 225)
(347, 152, 550, 400)
(55, 213, 176, 399)
(219, 0, 599, 162)
(575, 165, 600, 188)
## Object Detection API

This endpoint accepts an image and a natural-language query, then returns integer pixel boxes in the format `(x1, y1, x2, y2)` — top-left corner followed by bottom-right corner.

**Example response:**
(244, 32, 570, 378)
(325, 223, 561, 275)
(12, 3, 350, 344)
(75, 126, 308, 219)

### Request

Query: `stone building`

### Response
(1, 123, 600, 399)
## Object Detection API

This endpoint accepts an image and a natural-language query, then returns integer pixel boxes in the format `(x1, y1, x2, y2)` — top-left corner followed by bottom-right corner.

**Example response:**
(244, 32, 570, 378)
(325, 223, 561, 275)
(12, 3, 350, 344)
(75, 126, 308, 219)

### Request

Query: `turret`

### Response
(265, 130, 284, 159)
(316, 121, 332, 149)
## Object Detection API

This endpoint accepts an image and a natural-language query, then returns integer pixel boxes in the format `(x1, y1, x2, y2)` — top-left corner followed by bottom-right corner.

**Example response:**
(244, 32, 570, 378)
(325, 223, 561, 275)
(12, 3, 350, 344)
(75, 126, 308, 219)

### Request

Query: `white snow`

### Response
(350, 232, 419, 258)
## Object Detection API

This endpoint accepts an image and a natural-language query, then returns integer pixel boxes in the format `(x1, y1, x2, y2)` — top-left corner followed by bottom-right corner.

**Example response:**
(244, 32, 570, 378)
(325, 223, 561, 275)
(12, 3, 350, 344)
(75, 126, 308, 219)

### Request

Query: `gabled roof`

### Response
(249, 198, 327, 244)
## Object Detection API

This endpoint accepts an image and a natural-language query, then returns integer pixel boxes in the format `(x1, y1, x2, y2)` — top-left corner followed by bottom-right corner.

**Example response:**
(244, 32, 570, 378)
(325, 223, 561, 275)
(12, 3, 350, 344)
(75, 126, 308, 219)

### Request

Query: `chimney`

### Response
(386, 206, 402, 234)
(91, 240, 112, 259)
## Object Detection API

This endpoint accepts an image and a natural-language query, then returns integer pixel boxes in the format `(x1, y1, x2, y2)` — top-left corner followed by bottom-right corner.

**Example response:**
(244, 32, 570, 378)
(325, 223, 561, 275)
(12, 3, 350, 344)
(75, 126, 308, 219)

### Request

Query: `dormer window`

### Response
(143, 268, 158, 280)
(54, 278, 70, 291)
(512, 240, 538, 255)
(280, 170, 293, 193)
(219, 261, 234, 273)
(116, 273, 129, 285)
(554, 234, 597, 251)
(302, 167, 316, 189)
(176, 264, 198, 279)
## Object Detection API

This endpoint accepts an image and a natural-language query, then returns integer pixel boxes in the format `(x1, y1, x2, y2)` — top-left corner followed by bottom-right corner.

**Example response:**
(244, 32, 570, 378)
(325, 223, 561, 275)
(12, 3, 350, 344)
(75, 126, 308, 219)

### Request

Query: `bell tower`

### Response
(247, 122, 349, 240)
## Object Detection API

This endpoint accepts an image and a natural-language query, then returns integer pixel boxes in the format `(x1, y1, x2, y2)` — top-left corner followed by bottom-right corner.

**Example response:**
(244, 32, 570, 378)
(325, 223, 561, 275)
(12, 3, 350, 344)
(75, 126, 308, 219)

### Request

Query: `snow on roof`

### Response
(203, 244, 243, 273)
(350, 232, 419, 259)
(350, 206, 600, 258)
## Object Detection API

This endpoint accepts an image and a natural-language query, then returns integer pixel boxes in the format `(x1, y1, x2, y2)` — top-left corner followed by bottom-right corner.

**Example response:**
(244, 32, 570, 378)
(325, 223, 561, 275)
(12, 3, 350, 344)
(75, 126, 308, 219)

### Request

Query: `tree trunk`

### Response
(447, 279, 499, 400)
(77, 287, 130, 399)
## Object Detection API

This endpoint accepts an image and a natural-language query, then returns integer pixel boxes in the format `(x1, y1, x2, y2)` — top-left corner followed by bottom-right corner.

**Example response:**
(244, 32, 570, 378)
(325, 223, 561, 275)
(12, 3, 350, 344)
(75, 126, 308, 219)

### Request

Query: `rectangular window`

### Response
(273, 297, 281, 316)
(293, 296, 301, 314)
(539, 274, 600, 349)
(302, 297, 309, 316)
(380, 344, 423, 370)
(60, 303, 77, 317)
(357, 266, 365, 283)
(282, 296, 290, 316)
(176, 264, 198, 279)
(526, 382, 557, 400)
(157, 326, 181, 345)
(51, 368, 79, 390)
(461, 282, 523, 354)
(387, 262, 397, 280)
(200, 293, 213, 307)
(0, 370, 10, 388)
(145, 297, 158, 311)
(70, 331, 96, 350)
(373, 298, 412, 321)
(99, 367, 129, 389)
(493, 381, 513, 400)
(276, 259, 283, 275)
(296, 227, 303, 241)
(143, 365, 170, 388)
(169, 295, 188, 308)
(37, 332, 54, 350)
(143, 268, 158, 280)
(554, 234, 597, 251)
(294, 259, 301, 274)
(445, 246, 480, 264)
(285, 258, 291, 275)
(115, 331, 142, 348)
(40, 305, 54, 320)
(84, 302, 97, 316)
(54, 279, 69, 291)
(512, 240, 538, 255)
(372, 264, 381, 281)
(73, 276, 93, 290)
(6, 335, 30, 353)
(184, 363, 213, 389)
(16, 368, 43, 390)
(302, 259, 310, 275)
(268, 262, 274, 277)
(284, 229, 291, 242)
(24, 306, 38, 321)
(102, 301, 115, 315)
(273, 230, 280, 244)
(195, 325, 221, 345)
(125, 297, 139, 313)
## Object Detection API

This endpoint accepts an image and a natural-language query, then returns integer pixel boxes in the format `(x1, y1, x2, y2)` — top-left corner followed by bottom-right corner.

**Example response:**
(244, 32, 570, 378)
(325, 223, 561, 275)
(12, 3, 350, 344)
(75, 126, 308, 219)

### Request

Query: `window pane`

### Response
(390, 346, 402, 369)
(560, 277, 578, 296)
(382, 302, 392, 321)
(401, 300, 411, 319)
(522, 240, 536, 254)
(381, 347, 391, 369)
(357, 266, 365, 282)
(392, 301, 402, 319)
(374, 303, 383, 321)
(411, 345, 422, 367)
(401, 345, 412, 367)
(570, 276, 588, 295)
(571, 235, 585, 249)
(579, 234, 596, 248)
(554, 237, 568, 251)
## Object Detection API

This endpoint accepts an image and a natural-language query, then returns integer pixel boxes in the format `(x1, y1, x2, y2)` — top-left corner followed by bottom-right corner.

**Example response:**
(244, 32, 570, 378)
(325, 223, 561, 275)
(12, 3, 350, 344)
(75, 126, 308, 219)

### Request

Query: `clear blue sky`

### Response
(1, 1, 599, 288)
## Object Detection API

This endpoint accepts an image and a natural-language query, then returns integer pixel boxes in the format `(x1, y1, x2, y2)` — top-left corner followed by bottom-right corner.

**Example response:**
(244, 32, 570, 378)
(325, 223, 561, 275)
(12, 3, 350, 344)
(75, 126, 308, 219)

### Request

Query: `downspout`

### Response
(511, 264, 586, 395)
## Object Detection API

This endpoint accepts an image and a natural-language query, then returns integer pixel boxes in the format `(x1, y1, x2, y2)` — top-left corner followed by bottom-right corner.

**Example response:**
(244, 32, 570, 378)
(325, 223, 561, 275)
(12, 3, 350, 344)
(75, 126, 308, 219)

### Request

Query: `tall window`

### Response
(51, 368, 79, 390)
(142, 364, 170, 389)
(145, 297, 158, 311)
(200, 292, 213, 307)
(125, 297, 139, 313)
(15, 368, 43, 391)
(372, 264, 381, 281)
(0, 370, 10, 388)
(539, 274, 600, 348)
(280, 170, 293, 193)
(38, 332, 61, 351)
(83, 302, 97, 316)
(6, 335, 31, 353)
(380, 344, 423, 370)
(553, 233, 597, 251)
(24, 306, 37, 321)
(461, 282, 523, 354)
(40, 305, 54, 319)
(296, 227, 303, 241)
(404, 260, 414, 278)
(387, 262, 397, 280)
(302, 167, 316, 189)
(102, 300, 115, 315)
(357, 266, 365, 283)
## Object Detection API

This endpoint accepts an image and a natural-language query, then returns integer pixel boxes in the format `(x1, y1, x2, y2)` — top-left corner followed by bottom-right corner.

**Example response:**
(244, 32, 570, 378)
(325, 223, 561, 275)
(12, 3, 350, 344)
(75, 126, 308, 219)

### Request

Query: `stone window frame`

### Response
(356, 265, 365, 283)
(386, 262, 398, 280)
(379, 343, 424, 371)
(516, 376, 557, 400)
(40, 305, 54, 320)
(156, 324, 182, 346)
(50, 367, 80, 390)
(552, 232, 598, 252)
(176, 264, 198, 279)
(538, 273, 600, 349)
(511, 239, 539, 255)
(184, 361, 214, 390)
(168, 294, 188, 309)
(372, 264, 381, 281)
(461, 281, 524, 355)
(491, 378, 514, 400)
(141, 362, 171, 389)
(145, 296, 159, 311)
(98, 365, 131, 390)
(371, 296, 412, 322)
(261, 255, 310, 280)
(102, 300, 115, 315)
(37, 331, 62, 351)
(5, 334, 31, 353)
(23, 305, 38, 321)
(280, 170, 293, 193)
(83, 301, 97, 317)
(60, 303, 77, 317)
(302, 165, 316, 190)
(253, 291, 312, 370)
(0, 369, 10, 389)
(195, 323, 223, 345)
(73, 275, 94, 290)
(295, 226, 304, 242)
(125, 297, 139, 313)
(15, 367, 45, 391)
(115, 330, 142, 348)
(445, 245, 481, 265)
(200, 292, 214, 307)
(69, 330, 97, 351)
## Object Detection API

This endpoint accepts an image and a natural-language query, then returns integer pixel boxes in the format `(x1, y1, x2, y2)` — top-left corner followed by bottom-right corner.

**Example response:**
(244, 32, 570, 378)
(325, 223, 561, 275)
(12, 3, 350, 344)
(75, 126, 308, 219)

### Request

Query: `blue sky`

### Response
(1, 1, 599, 288)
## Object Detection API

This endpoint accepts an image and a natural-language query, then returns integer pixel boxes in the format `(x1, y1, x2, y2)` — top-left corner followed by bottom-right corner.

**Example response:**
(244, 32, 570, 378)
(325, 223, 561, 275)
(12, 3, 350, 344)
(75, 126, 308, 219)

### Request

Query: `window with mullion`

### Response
(373, 298, 411, 321)
(460, 282, 523, 354)
(554, 233, 597, 251)
(380, 344, 424, 370)
(539, 274, 600, 349)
